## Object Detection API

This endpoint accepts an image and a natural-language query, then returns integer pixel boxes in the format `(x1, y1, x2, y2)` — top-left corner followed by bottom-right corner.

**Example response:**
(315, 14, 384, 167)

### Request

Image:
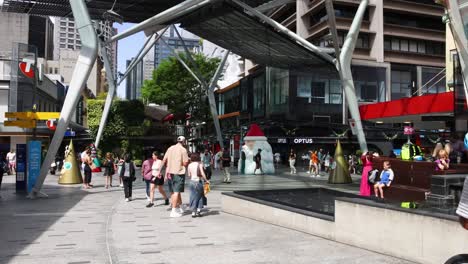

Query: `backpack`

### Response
(401, 143, 422, 160)
(368, 169, 380, 184)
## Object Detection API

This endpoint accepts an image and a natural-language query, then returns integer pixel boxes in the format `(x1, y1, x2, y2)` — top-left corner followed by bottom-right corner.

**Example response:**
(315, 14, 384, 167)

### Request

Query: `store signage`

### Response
(292, 138, 313, 144)
(277, 138, 288, 144)
(27, 141, 41, 193)
(19, 57, 35, 79)
(404, 126, 414, 135)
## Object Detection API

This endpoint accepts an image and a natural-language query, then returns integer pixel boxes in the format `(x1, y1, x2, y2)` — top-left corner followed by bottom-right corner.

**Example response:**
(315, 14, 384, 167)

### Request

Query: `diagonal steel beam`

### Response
(338, 0, 369, 152)
(255, 0, 295, 12)
(231, 0, 334, 64)
(108, 0, 213, 43)
(95, 39, 117, 149)
(117, 28, 168, 86)
(29, 0, 98, 198)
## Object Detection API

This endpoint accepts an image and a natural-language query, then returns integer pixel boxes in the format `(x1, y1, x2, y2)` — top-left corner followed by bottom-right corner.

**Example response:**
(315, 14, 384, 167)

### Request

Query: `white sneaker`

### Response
(119, 184, 123, 187)
(178, 207, 185, 214)
(170, 211, 182, 218)
(306, 171, 310, 174)
(146, 195, 150, 202)
(125, 198, 129, 202)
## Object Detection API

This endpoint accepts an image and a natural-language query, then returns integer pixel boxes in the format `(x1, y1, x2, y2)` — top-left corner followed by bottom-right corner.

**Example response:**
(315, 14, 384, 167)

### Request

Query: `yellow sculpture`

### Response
(59, 140, 83, 184)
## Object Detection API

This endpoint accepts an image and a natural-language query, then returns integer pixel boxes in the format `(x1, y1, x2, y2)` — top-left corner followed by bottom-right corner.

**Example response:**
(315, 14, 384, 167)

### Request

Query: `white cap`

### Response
(177, 136, 186, 142)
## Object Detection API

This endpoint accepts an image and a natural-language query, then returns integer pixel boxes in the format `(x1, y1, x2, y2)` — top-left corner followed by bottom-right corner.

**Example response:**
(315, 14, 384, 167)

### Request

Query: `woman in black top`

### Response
(103, 152, 115, 189)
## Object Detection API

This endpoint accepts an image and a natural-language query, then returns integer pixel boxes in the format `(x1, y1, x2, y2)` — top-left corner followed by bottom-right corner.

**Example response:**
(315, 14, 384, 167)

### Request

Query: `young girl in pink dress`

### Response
(360, 151, 379, 196)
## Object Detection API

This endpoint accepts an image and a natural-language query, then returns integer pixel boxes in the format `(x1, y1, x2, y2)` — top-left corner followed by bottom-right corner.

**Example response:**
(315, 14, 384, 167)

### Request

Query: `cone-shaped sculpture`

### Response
(328, 140, 352, 184)
(59, 140, 83, 185)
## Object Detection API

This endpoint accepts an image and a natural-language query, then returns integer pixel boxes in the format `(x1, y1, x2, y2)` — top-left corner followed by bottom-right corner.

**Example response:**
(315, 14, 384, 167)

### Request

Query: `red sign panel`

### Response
(19, 61, 34, 79)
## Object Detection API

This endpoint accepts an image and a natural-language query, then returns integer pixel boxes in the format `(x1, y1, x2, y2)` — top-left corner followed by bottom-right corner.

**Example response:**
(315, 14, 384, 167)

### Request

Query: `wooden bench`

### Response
(371, 158, 468, 202)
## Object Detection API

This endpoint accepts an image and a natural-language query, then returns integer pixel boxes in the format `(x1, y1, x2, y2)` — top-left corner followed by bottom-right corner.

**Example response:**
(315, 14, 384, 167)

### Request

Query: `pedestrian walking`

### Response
(324, 152, 331, 173)
(163, 136, 189, 218)
(310, 151, 319, 177)
(214, 150, 222, 170)
(188, 153, 210, 217)
(221, 148, 231, 183)
(6, 149, 16, 175)
(254, 149, 264, 175)
(0, 153, 6, 198)
(143, 151, 169, 208)
(117, 155, 124, 187)
(120, 154, 136, 202)
(201, 149, 212, 180)
(289, 149, 297, 174)
(103, 152, 116, 189)
(82, 148, 93, 189)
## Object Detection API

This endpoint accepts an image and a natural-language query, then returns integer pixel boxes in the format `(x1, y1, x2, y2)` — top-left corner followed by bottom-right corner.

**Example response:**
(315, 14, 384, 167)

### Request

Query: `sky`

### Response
(114, 23, 145, 98)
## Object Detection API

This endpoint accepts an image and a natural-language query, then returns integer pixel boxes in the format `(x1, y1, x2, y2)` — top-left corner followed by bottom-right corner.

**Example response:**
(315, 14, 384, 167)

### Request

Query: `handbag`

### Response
(204, 182, 210, 195)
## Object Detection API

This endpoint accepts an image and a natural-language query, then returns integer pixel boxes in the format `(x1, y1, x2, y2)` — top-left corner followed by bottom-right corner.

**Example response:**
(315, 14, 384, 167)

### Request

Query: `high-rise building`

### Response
(142, 46, 155, 81)
(154, 27, 201, 69)
(52, 17, 117, 96)
(125, 58, 144, 100)
(0, 12, 53, 60)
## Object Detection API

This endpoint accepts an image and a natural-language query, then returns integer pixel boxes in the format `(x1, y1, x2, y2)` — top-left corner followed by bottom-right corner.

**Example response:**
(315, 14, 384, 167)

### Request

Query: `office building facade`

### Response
(125, 58, 144, 100)
(154, 27, 201, 69)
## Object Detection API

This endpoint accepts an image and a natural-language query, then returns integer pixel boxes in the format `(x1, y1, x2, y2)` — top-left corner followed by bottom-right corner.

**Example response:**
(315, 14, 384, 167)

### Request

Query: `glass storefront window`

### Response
(253, 73, 265, 117)
(421, 67, 446, 94)
(240, 79, 248, 112)
(352, 66, 387, 102)
(271, 68, 289, 105)
(391, 70, 412, 99)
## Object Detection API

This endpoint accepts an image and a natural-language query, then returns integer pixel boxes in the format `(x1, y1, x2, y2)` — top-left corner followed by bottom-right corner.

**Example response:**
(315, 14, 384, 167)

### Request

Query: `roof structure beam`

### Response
(108, 0, 213, 43)
(230, 0, 334, 64)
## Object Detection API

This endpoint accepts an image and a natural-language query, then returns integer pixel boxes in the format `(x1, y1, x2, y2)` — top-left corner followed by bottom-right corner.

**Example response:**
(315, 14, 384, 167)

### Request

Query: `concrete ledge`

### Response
(222, 192, 468, 264)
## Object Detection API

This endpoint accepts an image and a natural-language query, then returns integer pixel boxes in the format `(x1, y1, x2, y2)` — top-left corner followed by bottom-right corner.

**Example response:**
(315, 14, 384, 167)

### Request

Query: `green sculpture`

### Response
(328, 140, 352, 184)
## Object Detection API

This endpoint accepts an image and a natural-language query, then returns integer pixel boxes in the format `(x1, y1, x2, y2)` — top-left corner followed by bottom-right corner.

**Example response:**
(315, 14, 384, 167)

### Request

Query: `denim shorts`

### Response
(171, 174, 185, 193)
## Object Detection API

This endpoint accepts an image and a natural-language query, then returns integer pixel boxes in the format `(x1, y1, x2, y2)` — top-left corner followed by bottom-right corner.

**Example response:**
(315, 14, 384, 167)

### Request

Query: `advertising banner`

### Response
(27, 141, 42, 193)
(16, 144, 27, 192)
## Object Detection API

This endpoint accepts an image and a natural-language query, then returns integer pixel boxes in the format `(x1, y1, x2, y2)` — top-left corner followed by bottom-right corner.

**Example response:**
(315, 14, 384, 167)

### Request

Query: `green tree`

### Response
(141, 52, 220, 122)
(87, 99, 145, 155)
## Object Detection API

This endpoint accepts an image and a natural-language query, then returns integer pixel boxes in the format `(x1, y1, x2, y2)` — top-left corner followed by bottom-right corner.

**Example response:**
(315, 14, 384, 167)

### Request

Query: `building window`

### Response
(421, 67, 446, 94)
(60, 38, 66, 43)
(60, 44, 66, 48)
(55, 68, 58, 74)
(60, 22, 66, 26)
(329, 80, 342, 104)
(271, 68, 289, 106)
(68, 33, 74, 38)
(218, 94, 224, 115)
(60, 27, 66, 32)
(240, 79, 248, 112)
(391, 70, 412, 99)
(353, 66, 386, 102)
(253, 74, 265, 116)
(385, 37, 444, 56)
(68, 45, 74, 49)
(60, 33, 66, 37)
(68, 39, 74, 43)
(68, 28, 74, 32)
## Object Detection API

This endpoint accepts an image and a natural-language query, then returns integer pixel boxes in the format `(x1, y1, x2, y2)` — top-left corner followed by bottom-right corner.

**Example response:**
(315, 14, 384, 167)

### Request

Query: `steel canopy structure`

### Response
(1, 0, 369, 197)
(178, 0, 335, 70)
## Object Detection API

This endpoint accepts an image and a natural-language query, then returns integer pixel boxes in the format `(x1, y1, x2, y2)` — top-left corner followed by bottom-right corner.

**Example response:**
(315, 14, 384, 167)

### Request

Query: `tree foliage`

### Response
(141, 52, 220, 122)
(87, 99, 146, 154)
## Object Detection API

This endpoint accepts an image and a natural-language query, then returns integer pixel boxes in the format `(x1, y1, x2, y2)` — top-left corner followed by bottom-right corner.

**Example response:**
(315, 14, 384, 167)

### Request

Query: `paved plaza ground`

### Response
(0, 166, 413, 264)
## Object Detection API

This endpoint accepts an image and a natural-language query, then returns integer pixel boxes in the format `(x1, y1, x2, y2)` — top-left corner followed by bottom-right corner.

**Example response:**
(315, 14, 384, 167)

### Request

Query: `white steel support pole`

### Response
(95, 40, 117, 149)
(447, 0, 468, 106)
(29, 0, 98, 198)
(207, 51, 230, 149)
(231, 0, 335, 64)
(108, 0, 212, 43)
(339, 0, 369, 152)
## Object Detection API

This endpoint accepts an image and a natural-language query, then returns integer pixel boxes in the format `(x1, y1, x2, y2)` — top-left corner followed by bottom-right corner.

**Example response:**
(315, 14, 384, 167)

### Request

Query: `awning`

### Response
(178, 0, 335, 70)
(359, 92, 454, 129)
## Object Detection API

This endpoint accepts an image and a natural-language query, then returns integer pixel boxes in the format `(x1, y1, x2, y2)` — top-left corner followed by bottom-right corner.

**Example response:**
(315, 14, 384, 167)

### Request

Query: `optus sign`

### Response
(292, 138, 313, 144)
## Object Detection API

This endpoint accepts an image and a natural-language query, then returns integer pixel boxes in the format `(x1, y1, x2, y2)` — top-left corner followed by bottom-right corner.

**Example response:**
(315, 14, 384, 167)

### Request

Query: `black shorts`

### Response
(151, 176, 164, 186)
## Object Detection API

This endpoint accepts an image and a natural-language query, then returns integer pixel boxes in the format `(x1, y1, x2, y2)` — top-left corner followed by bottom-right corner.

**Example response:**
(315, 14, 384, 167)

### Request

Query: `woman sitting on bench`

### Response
(435, 149, 450, 171)
(374, 161, 394, 199)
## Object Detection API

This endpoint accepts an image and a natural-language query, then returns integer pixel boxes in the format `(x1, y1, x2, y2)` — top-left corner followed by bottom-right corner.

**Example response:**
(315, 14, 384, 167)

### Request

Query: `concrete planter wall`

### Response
(222, 193, 468, 264)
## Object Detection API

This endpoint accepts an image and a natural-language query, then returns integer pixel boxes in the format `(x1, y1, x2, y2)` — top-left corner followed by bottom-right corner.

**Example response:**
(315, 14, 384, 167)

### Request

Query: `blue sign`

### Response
(27, 141, 41, 193)
(16, 144, 27, 192)
(65, 131, 76, 137)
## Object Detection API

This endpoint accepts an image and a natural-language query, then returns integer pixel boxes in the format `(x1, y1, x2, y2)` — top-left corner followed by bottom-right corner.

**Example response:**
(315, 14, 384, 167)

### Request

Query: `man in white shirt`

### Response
(6, 149, 16, 175)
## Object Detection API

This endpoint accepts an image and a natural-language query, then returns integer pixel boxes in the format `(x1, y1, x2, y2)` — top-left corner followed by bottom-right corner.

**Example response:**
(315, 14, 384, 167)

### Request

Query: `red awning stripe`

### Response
(359, 92, 454, 120)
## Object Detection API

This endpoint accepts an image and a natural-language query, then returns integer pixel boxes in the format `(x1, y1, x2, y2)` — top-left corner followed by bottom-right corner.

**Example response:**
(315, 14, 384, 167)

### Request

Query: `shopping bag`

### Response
(204, 182, 210, 195)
